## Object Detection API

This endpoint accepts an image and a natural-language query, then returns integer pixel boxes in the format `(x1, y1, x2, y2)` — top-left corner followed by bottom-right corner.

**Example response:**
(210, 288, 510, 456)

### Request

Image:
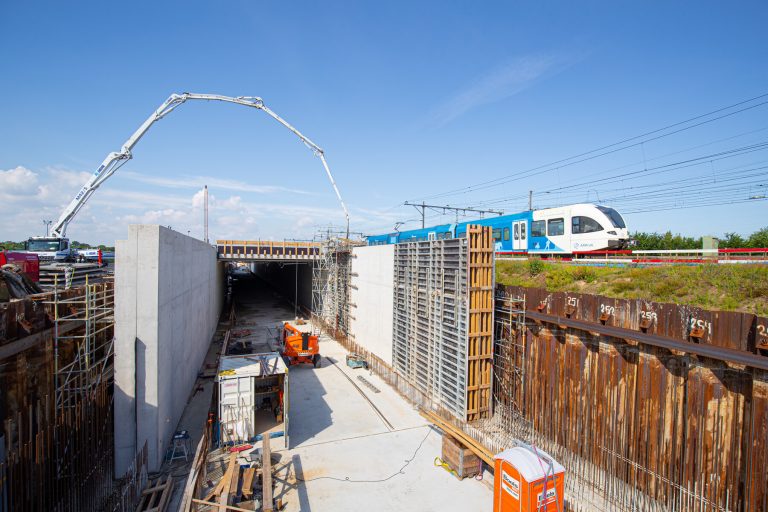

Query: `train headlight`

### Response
(607, 230, 617, 235)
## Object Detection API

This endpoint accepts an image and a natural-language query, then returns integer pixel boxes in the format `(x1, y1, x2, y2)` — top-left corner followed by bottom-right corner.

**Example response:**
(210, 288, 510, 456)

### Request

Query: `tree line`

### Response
(631, 227, 768, 250)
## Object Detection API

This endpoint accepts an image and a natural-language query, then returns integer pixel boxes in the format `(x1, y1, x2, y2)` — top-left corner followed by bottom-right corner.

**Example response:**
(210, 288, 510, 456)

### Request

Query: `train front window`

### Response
(572, 216, 603, 234)
(597, 206, 626, 229)
(547, 218, 564, 236)
(531, 220, 545, 237)
(493, 228, 502, 241)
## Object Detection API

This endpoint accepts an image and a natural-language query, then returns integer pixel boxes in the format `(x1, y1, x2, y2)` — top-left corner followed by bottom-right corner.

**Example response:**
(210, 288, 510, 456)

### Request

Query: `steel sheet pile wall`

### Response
(392, 226, 494, 421)
(496, 285, 768, 512)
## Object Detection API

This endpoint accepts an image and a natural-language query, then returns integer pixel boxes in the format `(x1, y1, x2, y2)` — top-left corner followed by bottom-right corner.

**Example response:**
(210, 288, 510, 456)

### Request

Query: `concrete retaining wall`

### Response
(114, 225, 224, 475)
(349, 245, 394, 365)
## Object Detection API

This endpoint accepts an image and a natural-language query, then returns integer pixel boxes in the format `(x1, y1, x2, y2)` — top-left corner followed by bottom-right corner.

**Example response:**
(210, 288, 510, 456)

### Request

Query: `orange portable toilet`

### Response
(494, 443, 565, 512)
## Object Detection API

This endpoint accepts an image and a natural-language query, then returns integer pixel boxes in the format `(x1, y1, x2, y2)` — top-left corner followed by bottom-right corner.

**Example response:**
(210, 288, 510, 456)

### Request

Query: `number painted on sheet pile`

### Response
(757, 324, 767, 346)
(641, 311, 658, 322)
(600, 304, 616, 315)
(689, 317, 712, 336)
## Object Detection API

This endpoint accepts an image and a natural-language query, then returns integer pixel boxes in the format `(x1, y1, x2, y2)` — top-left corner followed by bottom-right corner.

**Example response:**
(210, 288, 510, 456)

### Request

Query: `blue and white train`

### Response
(367, 203, 629, 254)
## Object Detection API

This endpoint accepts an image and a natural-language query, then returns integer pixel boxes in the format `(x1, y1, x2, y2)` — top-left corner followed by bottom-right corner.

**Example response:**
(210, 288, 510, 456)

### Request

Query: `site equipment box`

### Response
(217, 352, 289, 448)
(494, 443, 564, 512)
(441, 434, 482, 479)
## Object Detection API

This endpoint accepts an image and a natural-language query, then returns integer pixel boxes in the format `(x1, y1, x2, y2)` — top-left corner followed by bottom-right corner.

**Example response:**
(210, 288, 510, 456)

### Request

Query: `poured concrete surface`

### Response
(349, 244, 395, 365)
(273, 337, 492, 512)
(114, 225, 225, 475)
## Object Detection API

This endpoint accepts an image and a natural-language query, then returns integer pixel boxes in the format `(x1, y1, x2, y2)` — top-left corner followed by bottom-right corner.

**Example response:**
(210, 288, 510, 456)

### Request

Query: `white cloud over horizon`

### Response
(0, 165, 401, 244)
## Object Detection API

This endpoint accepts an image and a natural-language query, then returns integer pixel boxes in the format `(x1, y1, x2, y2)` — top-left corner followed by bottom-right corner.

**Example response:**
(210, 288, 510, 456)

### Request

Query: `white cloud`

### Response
(0, 164, 365, 244)
(0, 166, 41, 198)
(121, 208, 189, 225)
(431, 54, 578, 125)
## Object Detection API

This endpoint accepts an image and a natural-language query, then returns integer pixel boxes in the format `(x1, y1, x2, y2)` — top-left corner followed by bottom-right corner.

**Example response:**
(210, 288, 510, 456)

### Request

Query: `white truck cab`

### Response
(25, 237, 76, 262)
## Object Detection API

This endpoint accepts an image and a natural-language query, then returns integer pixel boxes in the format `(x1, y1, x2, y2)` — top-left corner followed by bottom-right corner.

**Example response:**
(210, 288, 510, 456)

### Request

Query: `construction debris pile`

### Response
(0, 264, 43, 300)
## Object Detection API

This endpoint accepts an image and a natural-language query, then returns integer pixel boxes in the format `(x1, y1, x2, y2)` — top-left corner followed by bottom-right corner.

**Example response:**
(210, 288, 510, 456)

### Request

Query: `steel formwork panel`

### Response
(392, 238, 472, 420)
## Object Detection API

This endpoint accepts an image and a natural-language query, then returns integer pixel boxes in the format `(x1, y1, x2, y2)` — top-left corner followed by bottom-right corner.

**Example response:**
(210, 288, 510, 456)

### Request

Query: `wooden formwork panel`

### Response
(466, 225, 494, 422)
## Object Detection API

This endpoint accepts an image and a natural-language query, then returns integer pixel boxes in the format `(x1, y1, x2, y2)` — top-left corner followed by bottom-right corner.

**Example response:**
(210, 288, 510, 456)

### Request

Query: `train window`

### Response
(504, 227, 510, 241)
(493, 228, 502, 241)
(572, 216, 603, 234)
(521, 223, 526, 239)
(547, 218, 564, 236)
(513, 225, 518, 240)
(596, 206, 626, 228)
(531, 220, 546, 237)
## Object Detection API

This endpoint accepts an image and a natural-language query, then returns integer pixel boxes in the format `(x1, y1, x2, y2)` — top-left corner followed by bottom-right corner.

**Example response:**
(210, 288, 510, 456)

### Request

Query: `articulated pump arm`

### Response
(51, 93, 350, 238)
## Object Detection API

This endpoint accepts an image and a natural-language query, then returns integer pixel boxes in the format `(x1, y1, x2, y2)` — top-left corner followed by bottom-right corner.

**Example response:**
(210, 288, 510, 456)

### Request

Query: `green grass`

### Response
(496, 260, 768, 315)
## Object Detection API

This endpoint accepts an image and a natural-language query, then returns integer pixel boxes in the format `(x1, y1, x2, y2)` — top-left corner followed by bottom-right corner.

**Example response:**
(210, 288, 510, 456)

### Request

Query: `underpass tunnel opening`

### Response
(230, 262, 314, 318)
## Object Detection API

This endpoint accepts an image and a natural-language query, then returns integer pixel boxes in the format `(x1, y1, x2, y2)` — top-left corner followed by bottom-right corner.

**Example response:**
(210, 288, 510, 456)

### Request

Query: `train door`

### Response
(513, 221, 526, 251)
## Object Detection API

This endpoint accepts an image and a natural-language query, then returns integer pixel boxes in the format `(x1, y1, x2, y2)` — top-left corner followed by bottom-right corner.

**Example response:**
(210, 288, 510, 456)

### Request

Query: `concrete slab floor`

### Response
(272, 337, 492, 512)
(171, 276, 492, 511)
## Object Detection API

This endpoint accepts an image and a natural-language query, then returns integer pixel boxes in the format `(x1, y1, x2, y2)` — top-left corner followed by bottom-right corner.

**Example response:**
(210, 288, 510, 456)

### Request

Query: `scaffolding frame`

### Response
(493, 288, 527, 427)
(49, 277, 115, 411)
(311, 231, 357, 338)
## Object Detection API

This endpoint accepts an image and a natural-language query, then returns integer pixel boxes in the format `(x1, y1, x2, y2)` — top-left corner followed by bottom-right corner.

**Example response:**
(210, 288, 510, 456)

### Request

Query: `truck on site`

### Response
(279, 319, 321, 368)
(21, 92, 350, 263)
(23, 237, 77, 262)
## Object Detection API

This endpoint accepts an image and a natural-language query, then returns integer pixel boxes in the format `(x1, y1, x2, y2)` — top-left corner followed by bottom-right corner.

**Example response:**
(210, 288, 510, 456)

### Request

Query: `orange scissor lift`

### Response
(279, 320, 322, 368)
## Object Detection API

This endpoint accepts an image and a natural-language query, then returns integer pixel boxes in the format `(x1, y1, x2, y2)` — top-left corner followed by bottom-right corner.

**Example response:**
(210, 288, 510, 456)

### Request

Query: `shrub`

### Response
(528, 258, 544, 276)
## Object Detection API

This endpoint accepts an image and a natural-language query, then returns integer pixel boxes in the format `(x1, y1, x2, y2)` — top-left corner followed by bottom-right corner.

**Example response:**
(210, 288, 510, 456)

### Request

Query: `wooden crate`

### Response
(442, 434, 482, 479)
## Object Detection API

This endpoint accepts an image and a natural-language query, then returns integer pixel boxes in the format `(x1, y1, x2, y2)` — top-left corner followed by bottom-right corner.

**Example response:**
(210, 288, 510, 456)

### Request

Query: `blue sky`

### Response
(1, 1, 767, 244)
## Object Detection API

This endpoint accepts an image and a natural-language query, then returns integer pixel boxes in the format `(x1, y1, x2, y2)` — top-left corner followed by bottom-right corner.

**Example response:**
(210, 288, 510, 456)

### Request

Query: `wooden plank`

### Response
(155, 476, 174, 512)
(228, 460, 240, 496)
(241, 467, 256, 497)
(262, 435, 273, 512)
(217, 452, 238, 511)
(0, 320, 83, 360)
(137, 475, 174, 512)
(191, 499, 256, 512)
(420, 409, 494, 466)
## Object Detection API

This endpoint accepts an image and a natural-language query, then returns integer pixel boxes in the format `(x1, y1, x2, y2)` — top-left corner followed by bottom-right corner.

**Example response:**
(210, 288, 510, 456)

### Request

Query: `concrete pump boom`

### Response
(51, 93, 350, 238)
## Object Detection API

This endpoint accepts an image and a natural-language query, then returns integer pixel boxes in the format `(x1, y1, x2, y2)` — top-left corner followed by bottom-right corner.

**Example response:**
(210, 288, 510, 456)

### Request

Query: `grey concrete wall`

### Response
(114, 225, 224, 475)
(349, 245, 394, 365)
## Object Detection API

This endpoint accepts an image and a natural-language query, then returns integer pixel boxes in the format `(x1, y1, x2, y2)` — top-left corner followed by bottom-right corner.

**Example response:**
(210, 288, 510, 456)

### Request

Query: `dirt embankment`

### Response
(496, 260, 768, 315)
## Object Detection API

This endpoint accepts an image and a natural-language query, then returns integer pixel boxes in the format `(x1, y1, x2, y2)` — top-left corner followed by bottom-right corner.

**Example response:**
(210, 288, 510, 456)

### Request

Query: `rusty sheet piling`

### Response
(494, 285, 768, 512)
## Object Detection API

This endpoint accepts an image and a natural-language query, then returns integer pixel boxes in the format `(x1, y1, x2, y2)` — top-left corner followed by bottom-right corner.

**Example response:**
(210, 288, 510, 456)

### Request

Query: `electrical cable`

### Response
(294, 426, 433, 484)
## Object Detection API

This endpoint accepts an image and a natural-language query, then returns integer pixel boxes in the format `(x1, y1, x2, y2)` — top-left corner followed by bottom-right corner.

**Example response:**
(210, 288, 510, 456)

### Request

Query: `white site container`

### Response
(217, 352, 289, 448)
